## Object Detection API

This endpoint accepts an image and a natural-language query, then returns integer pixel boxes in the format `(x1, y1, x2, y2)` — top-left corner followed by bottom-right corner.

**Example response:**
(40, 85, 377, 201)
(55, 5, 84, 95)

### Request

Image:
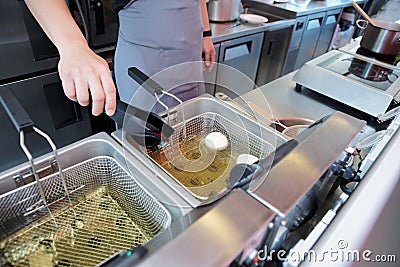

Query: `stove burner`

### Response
(347, 48, 397, 82)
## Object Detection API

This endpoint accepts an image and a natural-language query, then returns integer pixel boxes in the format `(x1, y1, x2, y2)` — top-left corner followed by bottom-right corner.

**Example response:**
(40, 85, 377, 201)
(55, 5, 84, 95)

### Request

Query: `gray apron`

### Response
(114, 0, 205, 111)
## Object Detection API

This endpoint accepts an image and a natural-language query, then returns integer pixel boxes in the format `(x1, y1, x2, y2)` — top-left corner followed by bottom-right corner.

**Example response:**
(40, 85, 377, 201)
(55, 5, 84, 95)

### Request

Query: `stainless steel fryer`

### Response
(0, 134, 172, 267)
(120, 94, 290, 207)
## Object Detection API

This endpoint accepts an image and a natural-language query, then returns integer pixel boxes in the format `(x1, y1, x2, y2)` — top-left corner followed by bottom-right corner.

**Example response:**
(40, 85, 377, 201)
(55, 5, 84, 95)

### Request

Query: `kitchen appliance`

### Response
(292, 40, 400, 117)
(120, 68, 290, 206)
(250, 111, 366, 246)
(0, 1, 59, 82)
(348, 47, 397, 82)
(0, 0, 119, 172)
(114, 94, 290, 207)
(132, 111, 368, 267)
(0, 134, 172, 267)
(0, 86, 173, 267)
(0, 87, 377, 267)
(207, 0, 242, 22)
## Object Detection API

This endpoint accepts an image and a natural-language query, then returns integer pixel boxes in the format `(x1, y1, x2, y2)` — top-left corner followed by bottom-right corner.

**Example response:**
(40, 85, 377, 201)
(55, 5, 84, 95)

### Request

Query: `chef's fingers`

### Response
(59, 68, 77, 102)
(73, 71, 90, 107)
(203, 51, 211, 72)
(204, 48, 212, 67)
(101, 72, 116, 116)
(203, 40, 216, 72)
(208, 48, 217, 72)
(204, 49, 216, 72)
(87, 71, 106, 116)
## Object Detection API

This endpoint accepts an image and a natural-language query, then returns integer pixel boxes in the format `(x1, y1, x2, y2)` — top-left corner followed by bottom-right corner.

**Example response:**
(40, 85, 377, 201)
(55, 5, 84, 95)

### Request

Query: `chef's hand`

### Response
(58, 44, 116, 116)
(202, 37, 216, 72)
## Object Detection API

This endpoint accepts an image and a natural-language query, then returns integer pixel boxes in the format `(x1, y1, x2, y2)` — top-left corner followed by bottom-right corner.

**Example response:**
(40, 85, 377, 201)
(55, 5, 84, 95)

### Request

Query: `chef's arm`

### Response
(25, 0, 116, 116)
(25, 0, 86, 51)
(200, 0, 211, 32)
(200, 0, 216, 71)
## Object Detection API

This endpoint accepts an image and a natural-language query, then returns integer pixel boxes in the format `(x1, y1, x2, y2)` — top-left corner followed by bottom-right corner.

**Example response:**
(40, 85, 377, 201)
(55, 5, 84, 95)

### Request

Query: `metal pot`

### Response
(207, 0, 242, 22)
(357, 19, 400, 55)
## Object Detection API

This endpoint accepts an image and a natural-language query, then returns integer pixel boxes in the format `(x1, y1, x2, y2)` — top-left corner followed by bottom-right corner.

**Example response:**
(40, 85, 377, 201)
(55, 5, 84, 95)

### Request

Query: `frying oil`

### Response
(1, 187, 150, 267)
(150, 135, 237, 192)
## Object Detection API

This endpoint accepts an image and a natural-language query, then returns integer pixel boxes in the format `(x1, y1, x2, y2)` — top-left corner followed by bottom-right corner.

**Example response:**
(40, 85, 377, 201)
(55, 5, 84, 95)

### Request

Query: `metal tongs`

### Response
(0, 87, 76, 227)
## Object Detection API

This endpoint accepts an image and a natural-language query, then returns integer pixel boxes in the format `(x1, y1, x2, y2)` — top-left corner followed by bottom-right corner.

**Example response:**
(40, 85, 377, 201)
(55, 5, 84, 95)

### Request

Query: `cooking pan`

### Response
(357, 19, 400, 56)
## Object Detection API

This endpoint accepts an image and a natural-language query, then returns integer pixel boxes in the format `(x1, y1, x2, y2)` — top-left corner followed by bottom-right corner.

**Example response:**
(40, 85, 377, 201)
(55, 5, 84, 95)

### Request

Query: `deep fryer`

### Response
(122, 68, 290, 206)
(0, 88, 172, 267)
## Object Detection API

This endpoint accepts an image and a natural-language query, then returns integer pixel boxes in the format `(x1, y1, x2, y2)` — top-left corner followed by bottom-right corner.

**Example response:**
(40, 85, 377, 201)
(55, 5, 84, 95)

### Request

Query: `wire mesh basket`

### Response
(0, 156, 171, 267)
(148, 112, 276, 199)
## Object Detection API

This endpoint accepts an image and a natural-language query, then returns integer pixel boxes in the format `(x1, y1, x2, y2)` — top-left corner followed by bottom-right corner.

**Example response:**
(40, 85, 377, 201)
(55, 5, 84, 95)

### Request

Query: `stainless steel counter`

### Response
(242, 0, 366, 18)
(239, 71, 385, 127)
(240, 71, 334, 120)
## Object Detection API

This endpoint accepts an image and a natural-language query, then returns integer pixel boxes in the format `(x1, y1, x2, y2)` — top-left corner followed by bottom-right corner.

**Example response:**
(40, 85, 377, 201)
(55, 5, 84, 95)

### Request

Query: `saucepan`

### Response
(356, 19, 400, 55)
(207, 0, 242, 22)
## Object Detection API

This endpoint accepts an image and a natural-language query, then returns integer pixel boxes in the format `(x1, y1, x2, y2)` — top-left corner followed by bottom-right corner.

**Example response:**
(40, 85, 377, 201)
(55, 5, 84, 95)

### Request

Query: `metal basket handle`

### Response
(128, 67, 184, 111)
(0, 87, 76, 227)
(128, 67, 187, 140)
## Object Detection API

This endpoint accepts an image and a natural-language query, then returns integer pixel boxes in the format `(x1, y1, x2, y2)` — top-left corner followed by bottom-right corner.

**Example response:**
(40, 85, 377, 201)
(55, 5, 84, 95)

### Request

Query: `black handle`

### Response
(228, 164, 263, 190)
(0, 87, 34, 133)
(227, 139, 299, 192)
(91, 0, 105, 34)
(267, 40, 274, 55)
(295, 21, 304, 31)
(110, 100, 174, 137)
(109, 100, 174, 149)
(128, 67, 164, 95)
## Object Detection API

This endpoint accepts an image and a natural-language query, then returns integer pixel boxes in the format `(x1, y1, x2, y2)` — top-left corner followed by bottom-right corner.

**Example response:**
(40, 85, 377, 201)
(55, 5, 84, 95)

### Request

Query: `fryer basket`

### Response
(148, 111, 279, 199)
(0, 156, 171, 267)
